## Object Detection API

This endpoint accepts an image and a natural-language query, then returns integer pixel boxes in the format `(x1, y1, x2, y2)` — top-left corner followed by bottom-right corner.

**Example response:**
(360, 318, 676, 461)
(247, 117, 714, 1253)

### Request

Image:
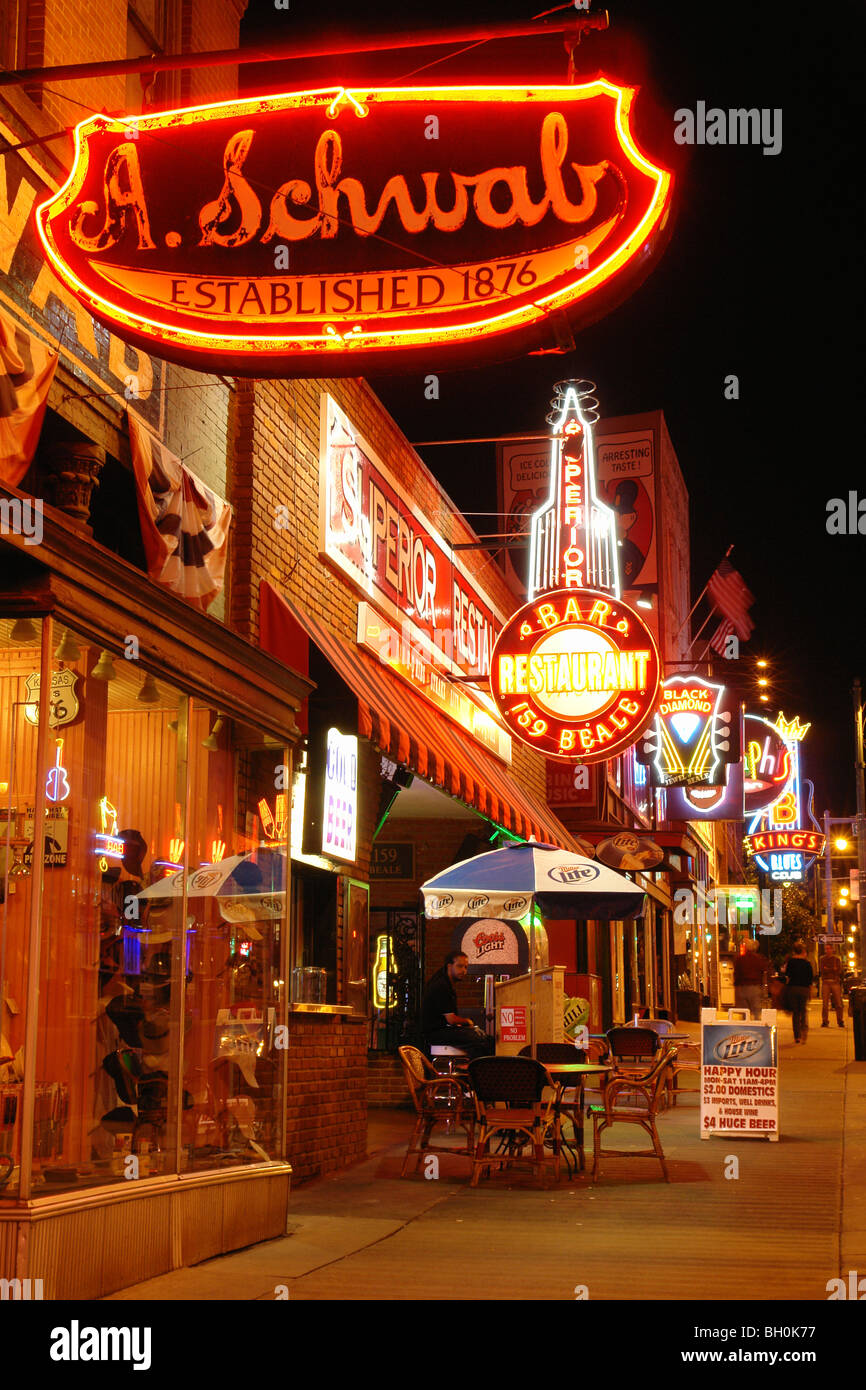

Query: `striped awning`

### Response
(261, 583, 577, 849)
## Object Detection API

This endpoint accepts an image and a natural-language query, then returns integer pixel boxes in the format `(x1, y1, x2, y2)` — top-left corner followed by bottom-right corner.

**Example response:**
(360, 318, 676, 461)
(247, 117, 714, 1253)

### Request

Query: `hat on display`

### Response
(100, 1106, 137, 1133)
(106, 996, 145, 1049)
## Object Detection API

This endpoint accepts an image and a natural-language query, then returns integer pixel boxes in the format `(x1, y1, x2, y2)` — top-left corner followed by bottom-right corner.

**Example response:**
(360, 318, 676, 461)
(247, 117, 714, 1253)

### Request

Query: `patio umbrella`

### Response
(420, 841, 646, 1054)
(136, 847, 286, 900)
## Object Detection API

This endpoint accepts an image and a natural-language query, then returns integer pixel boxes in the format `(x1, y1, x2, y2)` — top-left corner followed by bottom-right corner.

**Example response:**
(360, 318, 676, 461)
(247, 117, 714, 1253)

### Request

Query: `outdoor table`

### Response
(543, 1063, 614, 1174)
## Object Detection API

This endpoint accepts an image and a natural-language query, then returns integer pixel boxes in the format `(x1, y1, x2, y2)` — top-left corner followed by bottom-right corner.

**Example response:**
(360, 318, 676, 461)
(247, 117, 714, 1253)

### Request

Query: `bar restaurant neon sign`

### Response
(490, 381, 659, 761)
(35, 82, 672, 377)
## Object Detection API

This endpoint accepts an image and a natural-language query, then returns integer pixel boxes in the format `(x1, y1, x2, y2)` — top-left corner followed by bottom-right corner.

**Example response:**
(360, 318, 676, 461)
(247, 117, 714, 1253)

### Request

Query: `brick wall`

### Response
(285, 1014, 368, 1182)
(367, 1054, 412, 1108)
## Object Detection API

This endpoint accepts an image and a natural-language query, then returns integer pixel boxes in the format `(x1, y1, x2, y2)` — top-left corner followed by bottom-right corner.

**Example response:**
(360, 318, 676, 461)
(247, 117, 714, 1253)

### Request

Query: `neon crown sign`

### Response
(35, 82, 672, 377)
(490, 381, 660, 762)
(744, 711, 823, 882)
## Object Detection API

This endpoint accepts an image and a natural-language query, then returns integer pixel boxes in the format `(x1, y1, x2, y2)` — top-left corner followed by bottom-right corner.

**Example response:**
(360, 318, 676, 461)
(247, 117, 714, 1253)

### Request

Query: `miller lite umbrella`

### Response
(420, 841, 645, 1054)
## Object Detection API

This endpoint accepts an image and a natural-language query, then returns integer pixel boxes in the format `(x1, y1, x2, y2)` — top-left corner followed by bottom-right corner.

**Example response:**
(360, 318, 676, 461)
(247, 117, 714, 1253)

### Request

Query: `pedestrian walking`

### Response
(780, 942, 815, 1044)
(733, 938, 770, 1019)
(819, 942, 845, 1028)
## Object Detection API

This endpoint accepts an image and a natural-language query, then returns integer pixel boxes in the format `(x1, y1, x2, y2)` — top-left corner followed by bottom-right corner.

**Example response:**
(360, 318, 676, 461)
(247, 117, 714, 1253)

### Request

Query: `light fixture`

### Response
(10, 618, 39, 645)
(758, 678, 769, 687)
(202, 715, 225, 751)
(759, 694, 769, 703)
(54, 628, 81, 662)
(137, 673, 160, 705)
(757, 659, 768, 668)
(90, 649, 118, 681)
(835, 837, 849, 851)
(167, 695, 185, 733)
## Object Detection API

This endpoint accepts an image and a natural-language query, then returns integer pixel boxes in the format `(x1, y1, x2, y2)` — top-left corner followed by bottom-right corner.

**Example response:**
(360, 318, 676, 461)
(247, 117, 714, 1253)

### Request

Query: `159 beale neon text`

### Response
(35, 83, 672, 376)
(490, 589, 660, 760)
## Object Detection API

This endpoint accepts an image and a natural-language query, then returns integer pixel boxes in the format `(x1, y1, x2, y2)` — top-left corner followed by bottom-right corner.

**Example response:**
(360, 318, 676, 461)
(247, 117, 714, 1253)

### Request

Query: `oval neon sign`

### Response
(35, 81, 673, 377)
(490, 587, 660, 762)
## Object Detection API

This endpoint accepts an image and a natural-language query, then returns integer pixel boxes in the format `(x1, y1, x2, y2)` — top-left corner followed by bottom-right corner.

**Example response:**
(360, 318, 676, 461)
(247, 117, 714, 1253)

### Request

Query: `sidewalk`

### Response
(107, 1006, 865, 1301)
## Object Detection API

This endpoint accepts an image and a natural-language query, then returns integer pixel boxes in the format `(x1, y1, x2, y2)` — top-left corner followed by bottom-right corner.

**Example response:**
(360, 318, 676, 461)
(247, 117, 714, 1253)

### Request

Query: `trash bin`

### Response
(850, 986, 866, 1061)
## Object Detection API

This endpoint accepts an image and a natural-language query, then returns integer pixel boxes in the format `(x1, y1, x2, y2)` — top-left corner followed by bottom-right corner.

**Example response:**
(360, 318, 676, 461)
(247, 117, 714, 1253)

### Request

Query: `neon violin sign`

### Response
(35, 82, 672, 376)
(490, 383, 660, 762)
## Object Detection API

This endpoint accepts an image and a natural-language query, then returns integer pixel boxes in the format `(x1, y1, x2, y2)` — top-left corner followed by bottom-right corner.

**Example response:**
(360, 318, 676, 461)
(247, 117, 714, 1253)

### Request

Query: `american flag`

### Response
(709, 618, 736, 654)
(707, 558, 754, 640)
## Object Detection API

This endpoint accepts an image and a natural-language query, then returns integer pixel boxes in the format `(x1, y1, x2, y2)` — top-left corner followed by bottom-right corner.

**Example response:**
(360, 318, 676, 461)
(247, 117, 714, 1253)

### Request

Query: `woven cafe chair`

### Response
(590, 1042, 678, 1183)
(467, 1056, 560, 1188)
(668, 1035, 701, 1107)
(519, 1043, 588, 1170)
(626, 1018, 674, 1038)
(396, 1046, 475, 1178)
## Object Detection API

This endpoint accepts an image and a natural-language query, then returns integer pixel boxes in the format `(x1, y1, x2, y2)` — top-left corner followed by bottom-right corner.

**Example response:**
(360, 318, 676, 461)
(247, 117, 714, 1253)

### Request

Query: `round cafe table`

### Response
(542, 1063, 613, 1174)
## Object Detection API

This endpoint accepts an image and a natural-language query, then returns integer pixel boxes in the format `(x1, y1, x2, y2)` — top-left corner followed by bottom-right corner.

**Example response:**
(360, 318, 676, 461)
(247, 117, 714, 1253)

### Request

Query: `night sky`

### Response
(239, 0, 862, 814)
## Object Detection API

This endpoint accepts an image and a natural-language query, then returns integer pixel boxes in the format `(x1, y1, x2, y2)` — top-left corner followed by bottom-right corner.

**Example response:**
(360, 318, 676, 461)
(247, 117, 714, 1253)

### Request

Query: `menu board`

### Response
(699, 1009, 779, 1141)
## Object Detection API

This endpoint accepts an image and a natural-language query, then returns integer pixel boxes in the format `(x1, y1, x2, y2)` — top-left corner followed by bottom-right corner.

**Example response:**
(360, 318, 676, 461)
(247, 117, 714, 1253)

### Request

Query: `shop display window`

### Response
(0, 618, 43, 1198)
(0, 621, 290, 1195)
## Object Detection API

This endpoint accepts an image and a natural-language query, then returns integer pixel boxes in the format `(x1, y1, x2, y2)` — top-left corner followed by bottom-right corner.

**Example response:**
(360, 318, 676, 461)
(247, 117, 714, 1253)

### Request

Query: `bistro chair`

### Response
(668, 1036, 701, 1107)
(626, 1018, 674, 1039)
(589, 1042, 678, 1183)
(519, 1043, 588, 1172)
(467, 1056, 560, 1188)
(397, 1046, 475, 1178)
(606, 1026, 661, 1075)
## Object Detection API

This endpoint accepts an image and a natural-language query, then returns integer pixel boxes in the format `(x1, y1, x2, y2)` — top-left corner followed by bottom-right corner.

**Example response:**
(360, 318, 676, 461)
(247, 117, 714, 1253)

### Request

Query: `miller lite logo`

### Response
(467, 894, 490, 911)
(713, 1032, 764, 1063)
(426, 893, 453, 913)
(548, 863, 600, 884)
(502, 896, 529, 913)
(189, 869, 222, 891)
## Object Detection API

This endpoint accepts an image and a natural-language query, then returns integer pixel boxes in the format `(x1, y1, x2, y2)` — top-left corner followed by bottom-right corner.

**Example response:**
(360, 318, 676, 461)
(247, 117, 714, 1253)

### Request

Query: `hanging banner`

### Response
(36, 82, 672, 377)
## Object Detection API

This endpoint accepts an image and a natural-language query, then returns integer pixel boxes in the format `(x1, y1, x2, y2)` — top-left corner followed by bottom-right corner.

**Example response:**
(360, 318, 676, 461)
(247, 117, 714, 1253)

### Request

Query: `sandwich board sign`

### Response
(700, 1008, 779, 1141)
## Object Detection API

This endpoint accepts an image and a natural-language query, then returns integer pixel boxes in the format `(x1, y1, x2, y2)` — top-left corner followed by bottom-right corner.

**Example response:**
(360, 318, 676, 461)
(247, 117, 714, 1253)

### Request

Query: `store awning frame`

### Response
(260, 582, 578, 850)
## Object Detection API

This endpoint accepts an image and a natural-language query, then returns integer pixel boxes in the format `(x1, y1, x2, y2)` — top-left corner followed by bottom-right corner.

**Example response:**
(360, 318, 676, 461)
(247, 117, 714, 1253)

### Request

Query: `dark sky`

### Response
(239, 0, 863, 815)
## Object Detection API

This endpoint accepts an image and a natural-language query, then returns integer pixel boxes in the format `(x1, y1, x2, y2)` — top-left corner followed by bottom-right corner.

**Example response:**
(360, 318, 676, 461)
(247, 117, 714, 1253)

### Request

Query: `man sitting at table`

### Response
(422, 952, 495, 1059)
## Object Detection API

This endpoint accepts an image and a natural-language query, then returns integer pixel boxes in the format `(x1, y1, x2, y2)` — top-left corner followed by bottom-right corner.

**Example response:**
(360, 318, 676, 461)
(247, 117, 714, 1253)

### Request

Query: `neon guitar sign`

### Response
(36, 82, 673, 377)
(45, 739, 70, 803)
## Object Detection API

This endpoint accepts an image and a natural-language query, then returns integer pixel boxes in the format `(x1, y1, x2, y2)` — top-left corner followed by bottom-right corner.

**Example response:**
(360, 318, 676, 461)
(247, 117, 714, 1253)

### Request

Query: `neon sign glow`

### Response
(491, 383, 660, 761)
(35, 82, 673, 377)
(746, 712, 820, 882)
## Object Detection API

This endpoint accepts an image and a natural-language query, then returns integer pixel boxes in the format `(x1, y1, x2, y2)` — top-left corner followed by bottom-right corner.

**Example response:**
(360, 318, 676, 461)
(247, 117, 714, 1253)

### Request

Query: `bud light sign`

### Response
(322, 727, 358, 862)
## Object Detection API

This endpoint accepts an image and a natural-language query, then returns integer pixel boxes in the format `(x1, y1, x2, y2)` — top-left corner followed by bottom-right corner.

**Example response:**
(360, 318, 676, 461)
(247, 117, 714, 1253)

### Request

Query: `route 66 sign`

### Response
(23, 669, 81, 728)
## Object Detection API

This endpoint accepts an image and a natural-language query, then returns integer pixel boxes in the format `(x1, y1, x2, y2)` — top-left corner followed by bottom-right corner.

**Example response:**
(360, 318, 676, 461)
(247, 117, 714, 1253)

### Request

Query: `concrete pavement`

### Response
(107, 1003, 865, 1301)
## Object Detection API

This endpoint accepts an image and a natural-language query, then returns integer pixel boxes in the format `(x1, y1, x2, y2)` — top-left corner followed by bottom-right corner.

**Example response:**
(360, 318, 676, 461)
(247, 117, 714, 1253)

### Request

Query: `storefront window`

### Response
(0, 623, 290, 1196)
(183, 700, 289, 1171)
(0, 617, 43, 1199)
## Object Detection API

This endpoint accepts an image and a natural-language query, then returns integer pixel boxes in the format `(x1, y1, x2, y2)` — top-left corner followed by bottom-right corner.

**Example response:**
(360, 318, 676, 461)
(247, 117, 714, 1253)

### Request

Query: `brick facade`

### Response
(285, 1015, 368, 1180)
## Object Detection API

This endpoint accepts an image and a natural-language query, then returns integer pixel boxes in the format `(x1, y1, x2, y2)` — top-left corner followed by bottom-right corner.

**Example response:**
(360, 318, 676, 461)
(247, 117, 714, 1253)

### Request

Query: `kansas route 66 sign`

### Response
(23, 669, 81, 728)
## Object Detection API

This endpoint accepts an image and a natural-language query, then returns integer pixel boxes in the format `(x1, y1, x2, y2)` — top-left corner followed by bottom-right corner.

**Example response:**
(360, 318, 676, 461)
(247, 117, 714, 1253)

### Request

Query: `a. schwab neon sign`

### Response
(36, 82, 672, 376)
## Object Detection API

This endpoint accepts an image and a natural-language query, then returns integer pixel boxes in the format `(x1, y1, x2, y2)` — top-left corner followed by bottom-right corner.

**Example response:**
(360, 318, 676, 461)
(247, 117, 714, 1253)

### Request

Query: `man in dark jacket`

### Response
(421, 952, 494, 1058)
(781, 942, 815, 1044)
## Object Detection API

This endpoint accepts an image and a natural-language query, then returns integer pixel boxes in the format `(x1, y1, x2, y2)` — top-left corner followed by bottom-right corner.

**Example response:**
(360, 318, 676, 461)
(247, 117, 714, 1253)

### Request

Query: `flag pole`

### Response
(672, 544, 735, 643)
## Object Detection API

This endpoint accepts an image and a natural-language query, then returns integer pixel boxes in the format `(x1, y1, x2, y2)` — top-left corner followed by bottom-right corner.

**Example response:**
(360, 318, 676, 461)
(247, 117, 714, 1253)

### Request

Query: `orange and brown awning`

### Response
(260, 582, 577, 849)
